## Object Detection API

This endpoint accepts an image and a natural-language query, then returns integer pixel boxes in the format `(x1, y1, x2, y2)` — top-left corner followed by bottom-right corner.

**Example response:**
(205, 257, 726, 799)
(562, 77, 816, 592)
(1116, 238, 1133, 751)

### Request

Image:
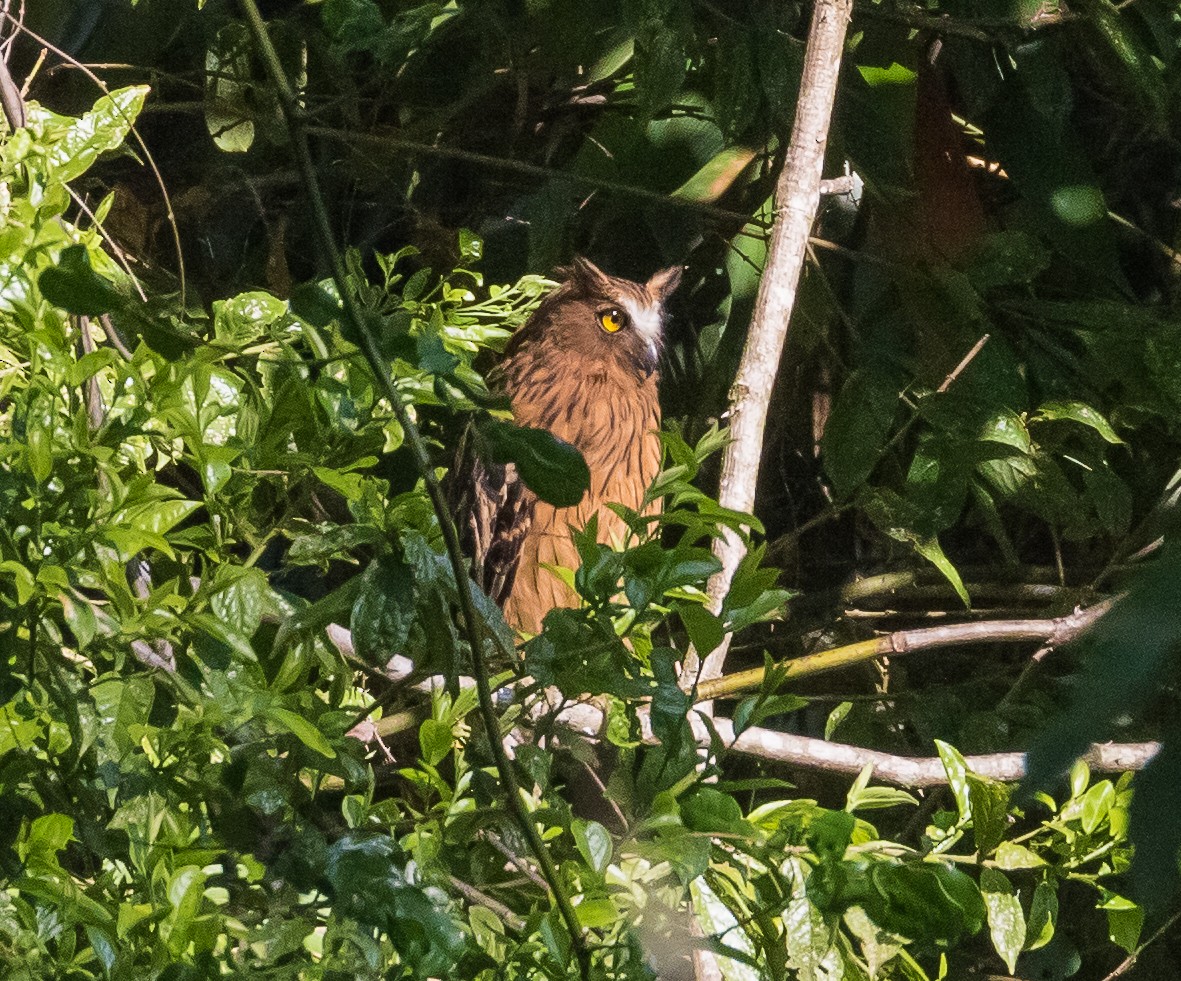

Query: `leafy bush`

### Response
(0, 81, 1154, 981)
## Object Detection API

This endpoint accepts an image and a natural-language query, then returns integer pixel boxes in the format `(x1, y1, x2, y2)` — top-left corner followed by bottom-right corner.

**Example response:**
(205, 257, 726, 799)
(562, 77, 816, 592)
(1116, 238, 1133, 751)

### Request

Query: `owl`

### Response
(469, 257, 683, 635)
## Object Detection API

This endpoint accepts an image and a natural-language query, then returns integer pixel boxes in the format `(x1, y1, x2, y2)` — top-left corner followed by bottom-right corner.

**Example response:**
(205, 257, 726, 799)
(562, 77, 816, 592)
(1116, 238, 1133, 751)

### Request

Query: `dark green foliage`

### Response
(5, 0, 1181, 977)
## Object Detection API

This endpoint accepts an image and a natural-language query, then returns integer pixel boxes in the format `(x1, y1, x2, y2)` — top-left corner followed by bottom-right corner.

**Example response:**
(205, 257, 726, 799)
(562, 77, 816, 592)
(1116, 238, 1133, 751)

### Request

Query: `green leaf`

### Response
(962, 230, 1052, 289)
(1025, 880, 1057, 951)
(993, 841, 1045, 870)
(678, 602, 724, 657)
(418, 718, 453, 767)
(205, 22, 256, 153)
(1099, 890, 1143, 953)
(936, 741, 972, 823)
(866, 861, 986, 945)
(60, 592, 98, 649)
(351, 552, 415, 664)
(571, 819, 613, 874)
(213, 290, 287, 343)
(1033, 400, 1123, 444)
(1079, 780, 1116, 834)
(266, 707, 337, 759)
(825, 701, 852, 740)
(18, 814, 74, 870)
(808, 809, 855, 861)
(417, 329, 460, 375)
(39, 244, 125, 316)
(40, 85, 149, 184)
(0, 561, 36, 605)
(821, 370, 901, 497)
(92, 676, 155, 759)
(856, 62, 917, 87)
(683, 786, 747, 835)
(671, 146, 757, 203)
(475, 417, 590, 508)
(634, 20, 686, 118)
(163, 866, 208, 955)
(980, 868, 1024, 973)
(967, 774, 1011, 856)
(209, 566, 272, 637)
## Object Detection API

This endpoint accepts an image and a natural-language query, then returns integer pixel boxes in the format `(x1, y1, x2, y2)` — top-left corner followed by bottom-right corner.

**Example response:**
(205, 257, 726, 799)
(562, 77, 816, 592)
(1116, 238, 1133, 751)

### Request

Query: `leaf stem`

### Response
(236, 4, 591, 975)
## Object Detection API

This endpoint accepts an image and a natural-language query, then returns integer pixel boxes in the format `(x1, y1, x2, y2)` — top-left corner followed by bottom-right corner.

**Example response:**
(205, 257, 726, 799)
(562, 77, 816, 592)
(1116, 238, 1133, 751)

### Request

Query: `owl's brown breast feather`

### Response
(469, 257, 681, 635)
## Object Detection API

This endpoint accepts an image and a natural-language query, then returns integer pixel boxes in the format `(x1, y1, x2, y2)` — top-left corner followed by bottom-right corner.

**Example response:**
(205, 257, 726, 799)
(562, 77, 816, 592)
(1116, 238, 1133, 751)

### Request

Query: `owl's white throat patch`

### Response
(620, 297, 663, 362)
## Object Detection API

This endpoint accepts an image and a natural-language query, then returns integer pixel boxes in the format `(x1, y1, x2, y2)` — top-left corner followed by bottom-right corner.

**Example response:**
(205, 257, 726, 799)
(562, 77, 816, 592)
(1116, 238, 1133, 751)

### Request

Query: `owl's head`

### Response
(508, 257, 683, 379)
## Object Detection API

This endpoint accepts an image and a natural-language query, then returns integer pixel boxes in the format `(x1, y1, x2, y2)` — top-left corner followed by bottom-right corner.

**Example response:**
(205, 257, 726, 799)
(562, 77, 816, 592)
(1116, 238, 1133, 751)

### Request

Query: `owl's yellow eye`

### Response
(598, 308, 628, 333)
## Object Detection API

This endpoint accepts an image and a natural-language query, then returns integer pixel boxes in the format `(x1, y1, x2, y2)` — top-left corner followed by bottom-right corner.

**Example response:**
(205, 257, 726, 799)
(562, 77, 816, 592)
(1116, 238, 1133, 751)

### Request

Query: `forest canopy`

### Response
(2, 1, 1181, 979)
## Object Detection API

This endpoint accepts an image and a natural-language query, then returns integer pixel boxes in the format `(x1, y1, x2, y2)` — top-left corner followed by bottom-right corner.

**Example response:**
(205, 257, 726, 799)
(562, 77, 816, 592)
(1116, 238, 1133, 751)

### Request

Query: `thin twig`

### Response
(307, 124, 754, 227)
(1098, 907, 1181, 981)
(447, 875, 527, 933)
(237, 4, 591, 975)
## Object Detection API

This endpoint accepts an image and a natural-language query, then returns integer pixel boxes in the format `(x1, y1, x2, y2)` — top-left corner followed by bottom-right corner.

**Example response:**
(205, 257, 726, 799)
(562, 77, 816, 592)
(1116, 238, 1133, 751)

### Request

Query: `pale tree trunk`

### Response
(679, 0, 855, 708)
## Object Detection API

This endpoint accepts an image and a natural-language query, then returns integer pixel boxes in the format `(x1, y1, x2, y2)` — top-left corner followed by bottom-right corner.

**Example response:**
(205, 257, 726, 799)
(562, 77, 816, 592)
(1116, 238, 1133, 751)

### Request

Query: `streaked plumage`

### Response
(470, 258, 682, 634)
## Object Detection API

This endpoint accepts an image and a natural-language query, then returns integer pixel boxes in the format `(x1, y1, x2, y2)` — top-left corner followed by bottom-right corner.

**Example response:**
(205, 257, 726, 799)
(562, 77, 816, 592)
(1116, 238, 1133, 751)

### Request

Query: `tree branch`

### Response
(697, 600, 1114, 702)
(680, 0, 855, 699)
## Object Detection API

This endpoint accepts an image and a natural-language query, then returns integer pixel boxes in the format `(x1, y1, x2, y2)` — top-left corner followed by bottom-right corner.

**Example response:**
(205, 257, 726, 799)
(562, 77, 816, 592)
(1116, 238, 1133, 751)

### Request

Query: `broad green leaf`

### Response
(267, 707, 337, 759)
(213, 290, 287, 343)
(205, 22, 256, 153)
(575, 897, 620, 929)
(41, 85, 149, 184)
(683, 786, 747, 835)
(39, 245, 125, 316)
(92, 676, 155, 758)
(418, 718, 453, 767)
(993, 841, 1045, 870)
(672, 146, 757, 203)
(980, 868, 1024, 973)
(825, 701, 852, 740)
(808, 809, 855, 861)
(935, 741, 972, 822)
(163, 866, 208, 955)
(1079, 780, 1116, 834)
(475, 417, 590, 508)
(18, 814, 74, 869)
(962, 230, 1052, 289)
(571, 819, 612, 874)
(678, 602, 724, 657)
(967, 774, 1011, 856)
(1099, 890, 1143, 953)
(821, 370, 901, 497)
(209, 566, 272, 637)
(866, 861, 986, 945)
(351, 552, 415, 664)
(0, 561, 36, 605)
(634, 20, 686, 118)
(1033, 400, 1123, 444)
(856, 62, 917, 86)
(1026, 880, 1057, 951)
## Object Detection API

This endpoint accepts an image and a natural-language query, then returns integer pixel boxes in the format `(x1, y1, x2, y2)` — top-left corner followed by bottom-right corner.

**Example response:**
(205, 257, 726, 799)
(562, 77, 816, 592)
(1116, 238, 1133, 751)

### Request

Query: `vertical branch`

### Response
(680, 0, 854, 696)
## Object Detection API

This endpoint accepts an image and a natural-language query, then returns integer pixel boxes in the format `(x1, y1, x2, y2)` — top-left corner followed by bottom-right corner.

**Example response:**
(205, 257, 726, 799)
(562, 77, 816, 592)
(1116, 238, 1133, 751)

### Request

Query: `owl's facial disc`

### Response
(617, 296, 663, 363)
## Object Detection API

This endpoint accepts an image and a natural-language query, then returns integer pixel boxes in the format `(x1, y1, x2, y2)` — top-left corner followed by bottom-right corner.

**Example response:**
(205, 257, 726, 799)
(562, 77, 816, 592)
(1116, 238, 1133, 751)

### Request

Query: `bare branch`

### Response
(697, 600, 1114, 702)
(681, 0, 855, 700)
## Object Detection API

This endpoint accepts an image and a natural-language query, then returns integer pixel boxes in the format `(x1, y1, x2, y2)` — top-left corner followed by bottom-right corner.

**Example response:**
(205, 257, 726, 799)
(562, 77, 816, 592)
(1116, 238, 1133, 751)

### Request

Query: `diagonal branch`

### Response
(237, 4, 591, 976)
(679, 0, 855, 700)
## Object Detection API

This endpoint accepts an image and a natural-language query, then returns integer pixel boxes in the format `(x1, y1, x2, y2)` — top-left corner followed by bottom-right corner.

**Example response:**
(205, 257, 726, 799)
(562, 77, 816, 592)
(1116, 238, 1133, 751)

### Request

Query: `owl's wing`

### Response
(450, 417, 535, 609)
(468, 454, 535, 608)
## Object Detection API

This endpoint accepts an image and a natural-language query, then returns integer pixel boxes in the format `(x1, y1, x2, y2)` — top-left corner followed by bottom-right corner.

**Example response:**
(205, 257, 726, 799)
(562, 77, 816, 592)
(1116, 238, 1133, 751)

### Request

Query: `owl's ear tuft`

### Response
(646, 264, 683, 301)
(563, 256, 612, 293)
